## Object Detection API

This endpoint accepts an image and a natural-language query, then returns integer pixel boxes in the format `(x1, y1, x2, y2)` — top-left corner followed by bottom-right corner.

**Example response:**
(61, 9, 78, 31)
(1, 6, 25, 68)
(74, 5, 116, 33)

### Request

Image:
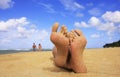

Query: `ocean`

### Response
(0, 50, 31, 54)
(0, 49, 52, 54)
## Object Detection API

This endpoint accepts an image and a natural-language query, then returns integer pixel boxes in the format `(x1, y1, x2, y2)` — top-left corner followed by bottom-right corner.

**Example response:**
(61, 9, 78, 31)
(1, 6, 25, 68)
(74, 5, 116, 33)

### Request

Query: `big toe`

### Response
(52, 22, 59, 32)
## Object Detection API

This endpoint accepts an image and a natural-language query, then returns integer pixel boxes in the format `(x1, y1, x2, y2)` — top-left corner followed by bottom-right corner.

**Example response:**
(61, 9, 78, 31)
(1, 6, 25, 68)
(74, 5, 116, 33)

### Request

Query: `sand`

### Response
(0, 48, 120, 77)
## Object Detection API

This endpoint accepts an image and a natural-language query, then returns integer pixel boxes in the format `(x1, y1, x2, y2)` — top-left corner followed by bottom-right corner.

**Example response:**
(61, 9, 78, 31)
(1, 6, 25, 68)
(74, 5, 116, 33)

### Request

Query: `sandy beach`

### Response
(0, 48, 120, 77)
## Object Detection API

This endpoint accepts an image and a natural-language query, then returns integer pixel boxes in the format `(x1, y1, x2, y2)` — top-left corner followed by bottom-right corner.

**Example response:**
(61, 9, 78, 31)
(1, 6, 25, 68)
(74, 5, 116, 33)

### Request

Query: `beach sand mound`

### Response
(0, 48, 120, 77)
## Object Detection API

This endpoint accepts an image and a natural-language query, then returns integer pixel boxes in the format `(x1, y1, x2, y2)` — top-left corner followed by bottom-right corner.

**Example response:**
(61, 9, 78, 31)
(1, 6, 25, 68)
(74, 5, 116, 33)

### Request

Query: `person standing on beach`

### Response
(38, 43, 42, 51)
(32, 43, 36, 51)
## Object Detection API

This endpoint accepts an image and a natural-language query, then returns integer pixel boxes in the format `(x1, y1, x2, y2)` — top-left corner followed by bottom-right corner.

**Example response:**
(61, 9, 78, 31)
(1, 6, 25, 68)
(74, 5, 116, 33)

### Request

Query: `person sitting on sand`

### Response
(50, 23, 87, 73)
(38, 43, 42, 51)
(32, 43, 36, 51)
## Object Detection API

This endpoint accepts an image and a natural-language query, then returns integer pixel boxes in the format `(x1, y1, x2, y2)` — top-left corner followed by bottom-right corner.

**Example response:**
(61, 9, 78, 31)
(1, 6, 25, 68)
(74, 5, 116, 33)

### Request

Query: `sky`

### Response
(0, 0, 120, 50)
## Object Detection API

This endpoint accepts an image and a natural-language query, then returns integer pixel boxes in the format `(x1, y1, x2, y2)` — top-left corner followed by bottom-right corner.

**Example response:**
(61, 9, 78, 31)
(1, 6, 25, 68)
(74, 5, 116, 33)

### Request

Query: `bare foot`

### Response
(50, 23, 69, 67)
(52, 25, 68, 58)
(52, 46, 57, 58)
(69, 29, 87, 73)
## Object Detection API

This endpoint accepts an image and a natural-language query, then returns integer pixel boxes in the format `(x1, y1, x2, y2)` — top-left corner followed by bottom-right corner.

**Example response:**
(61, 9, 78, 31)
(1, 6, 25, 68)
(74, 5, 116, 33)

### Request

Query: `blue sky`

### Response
(0, 0, 120, 49)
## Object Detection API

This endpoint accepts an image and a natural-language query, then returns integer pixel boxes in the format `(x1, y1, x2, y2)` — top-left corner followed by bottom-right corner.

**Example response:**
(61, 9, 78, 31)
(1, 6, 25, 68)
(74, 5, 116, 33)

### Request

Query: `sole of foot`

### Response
(69, 30, 87, 73)
(50, 23, 69, 67)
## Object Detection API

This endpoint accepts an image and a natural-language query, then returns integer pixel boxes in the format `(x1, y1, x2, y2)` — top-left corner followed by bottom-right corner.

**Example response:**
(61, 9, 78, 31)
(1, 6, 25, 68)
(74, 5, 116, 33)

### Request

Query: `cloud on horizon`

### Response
(0, 17, 49, 49)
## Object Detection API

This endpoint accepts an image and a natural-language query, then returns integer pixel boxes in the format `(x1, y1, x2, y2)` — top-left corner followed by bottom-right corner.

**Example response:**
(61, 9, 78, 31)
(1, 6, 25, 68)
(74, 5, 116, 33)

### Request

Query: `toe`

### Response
(52, 22, 59, 32)
(71, 30, 78, 37)
(74, 29, 83, 36)
(63, 26, 68, 34)
(61, 25, 68, 37)
(71, 30, 76, 38)
(59, 26, 64, 34)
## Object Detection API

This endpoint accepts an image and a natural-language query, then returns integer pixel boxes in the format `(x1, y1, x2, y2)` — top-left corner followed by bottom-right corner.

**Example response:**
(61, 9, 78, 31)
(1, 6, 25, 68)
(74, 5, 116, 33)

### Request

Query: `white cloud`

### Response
(99, 22, 116, 36)
(98, 22, 116, 32)
(16, 26, 35, 38)
(17, 26, 26, 33)
(38, 30, 48, 40)
(74, 11, 120, 36)
(0, 17, 29, 31)
(74, 2, 84, 9)
(1, 39, 11, 44)
(0, 0, 14, 9)
(91, 34, 100, 38)
(0, 17, 49, 49)
(58, 0, 85, 18)
(74, 21, 89, 28)
(118, 25, 120, 33)
(88, 16, 101, 26)
(39, 3, 56, 13)
(102, 11, 120, 23)
(59, 0, 84, 11)
(74, 16, 100, 28)
(88, 8, 102, 16)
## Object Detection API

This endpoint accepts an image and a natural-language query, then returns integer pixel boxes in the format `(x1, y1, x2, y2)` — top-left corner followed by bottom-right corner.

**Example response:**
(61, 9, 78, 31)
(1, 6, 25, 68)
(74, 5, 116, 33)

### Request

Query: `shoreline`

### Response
(0, 50, 52, 55)
(1, 47, 120, 55)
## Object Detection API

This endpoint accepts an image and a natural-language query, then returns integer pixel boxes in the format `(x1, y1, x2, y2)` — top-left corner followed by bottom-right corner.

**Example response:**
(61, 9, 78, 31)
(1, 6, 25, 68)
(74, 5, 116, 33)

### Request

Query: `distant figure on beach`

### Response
(32, 43, 36, 51)
(38, 43, 42, 51)
(50, 23, 87, 73)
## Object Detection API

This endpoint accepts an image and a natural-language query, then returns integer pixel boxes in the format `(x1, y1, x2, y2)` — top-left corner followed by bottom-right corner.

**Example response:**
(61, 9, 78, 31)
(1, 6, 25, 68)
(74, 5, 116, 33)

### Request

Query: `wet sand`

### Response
(0, 48, 120, 77)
